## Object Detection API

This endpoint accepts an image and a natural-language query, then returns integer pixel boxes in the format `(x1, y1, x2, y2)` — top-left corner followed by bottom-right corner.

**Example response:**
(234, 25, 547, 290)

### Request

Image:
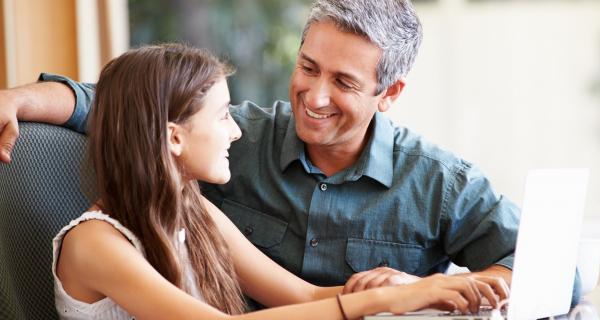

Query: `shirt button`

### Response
(310, 238, 319, 247)
(244, 226, 254, 236)
(320, 183, 327, 191)
(378, 260, 389, 267)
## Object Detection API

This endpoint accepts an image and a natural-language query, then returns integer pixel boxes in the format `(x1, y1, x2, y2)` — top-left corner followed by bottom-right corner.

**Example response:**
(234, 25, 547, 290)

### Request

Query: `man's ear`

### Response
(378, 79, 405, 112)
(167, 122, 184, 157)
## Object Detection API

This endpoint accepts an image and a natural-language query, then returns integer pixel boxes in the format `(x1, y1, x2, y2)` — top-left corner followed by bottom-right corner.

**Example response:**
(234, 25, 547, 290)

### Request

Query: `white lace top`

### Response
(52, 210, 203, 319)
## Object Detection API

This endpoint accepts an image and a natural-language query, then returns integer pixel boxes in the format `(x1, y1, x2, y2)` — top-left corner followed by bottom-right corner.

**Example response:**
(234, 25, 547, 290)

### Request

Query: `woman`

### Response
(52, 43, 484, 319)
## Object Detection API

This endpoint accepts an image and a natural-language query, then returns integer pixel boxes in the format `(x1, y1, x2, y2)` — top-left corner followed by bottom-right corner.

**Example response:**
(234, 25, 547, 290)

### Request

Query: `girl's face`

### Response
(169, 79, 242, 184)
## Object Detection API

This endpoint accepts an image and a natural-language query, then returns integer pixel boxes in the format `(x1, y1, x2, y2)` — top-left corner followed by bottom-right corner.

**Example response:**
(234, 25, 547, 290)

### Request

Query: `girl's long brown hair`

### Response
(88, 43, 244, 314)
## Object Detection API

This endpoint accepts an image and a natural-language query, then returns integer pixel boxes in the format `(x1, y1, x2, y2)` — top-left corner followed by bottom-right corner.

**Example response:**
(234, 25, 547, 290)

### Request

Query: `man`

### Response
(0, 0, 517, 300)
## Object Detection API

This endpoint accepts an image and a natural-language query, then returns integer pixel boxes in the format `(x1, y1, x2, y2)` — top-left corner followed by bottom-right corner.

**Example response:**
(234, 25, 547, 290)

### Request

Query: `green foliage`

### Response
(129, 0, 312, 106)
(128, 0, 180, 44)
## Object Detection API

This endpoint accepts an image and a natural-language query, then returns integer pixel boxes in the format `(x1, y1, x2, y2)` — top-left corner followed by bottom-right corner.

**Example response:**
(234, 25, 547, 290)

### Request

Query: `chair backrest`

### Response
(0, 122, 96, 320)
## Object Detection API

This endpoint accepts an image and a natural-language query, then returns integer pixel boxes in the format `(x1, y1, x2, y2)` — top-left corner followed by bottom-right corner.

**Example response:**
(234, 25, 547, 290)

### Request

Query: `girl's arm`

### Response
(58, 216, 481, 320)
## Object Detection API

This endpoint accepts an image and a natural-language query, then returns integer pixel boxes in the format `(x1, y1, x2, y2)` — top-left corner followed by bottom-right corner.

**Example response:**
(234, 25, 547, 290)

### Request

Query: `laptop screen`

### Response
(508, 169, 588, 319)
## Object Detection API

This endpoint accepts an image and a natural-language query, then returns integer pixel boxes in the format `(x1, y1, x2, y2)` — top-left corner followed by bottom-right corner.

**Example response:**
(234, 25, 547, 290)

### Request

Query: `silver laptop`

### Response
(365, 169, 589, 320)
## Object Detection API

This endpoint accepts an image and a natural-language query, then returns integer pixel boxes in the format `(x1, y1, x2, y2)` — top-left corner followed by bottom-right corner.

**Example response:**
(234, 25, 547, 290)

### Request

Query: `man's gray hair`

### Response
(301, 0, 422, 94)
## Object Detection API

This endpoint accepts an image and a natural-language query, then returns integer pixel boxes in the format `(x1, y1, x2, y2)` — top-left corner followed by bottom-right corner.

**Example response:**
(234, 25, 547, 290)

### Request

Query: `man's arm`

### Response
(443, 163, 520, 265)
(440, 163, 520, 302)
(0, 73, 94, 163)
(464, 264, 511, 285)
(0, 81, 74, 162)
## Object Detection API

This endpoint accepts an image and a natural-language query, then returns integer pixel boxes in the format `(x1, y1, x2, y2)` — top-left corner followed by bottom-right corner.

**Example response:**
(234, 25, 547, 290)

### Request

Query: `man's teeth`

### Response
(306, 108, 333, 119)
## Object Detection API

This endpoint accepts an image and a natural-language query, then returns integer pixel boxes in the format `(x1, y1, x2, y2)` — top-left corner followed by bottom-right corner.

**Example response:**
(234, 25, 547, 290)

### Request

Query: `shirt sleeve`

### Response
(441, 162, 520, 271)
(38, 73, 96, 134)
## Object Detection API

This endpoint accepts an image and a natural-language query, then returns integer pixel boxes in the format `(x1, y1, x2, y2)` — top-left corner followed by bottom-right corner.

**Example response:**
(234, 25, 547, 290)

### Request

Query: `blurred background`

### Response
(0, 0, 599, 294)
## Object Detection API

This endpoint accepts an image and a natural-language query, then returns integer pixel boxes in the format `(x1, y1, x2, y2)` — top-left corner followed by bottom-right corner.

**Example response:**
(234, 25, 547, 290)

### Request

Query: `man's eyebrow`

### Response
(299, 53, 317, 65)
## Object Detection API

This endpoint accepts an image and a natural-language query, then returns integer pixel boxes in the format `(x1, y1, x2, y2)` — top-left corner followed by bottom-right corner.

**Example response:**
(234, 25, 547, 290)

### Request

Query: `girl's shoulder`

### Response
(62, 212, 133, 254)
(52, 210, 148, 318)
(54, 210, 146, 276)
(54, 209, 145, 257)
(52, 209, 147, 292)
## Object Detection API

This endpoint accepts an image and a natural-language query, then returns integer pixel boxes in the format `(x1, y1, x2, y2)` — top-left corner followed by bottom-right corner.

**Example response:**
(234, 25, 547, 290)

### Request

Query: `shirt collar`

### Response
(280, 112, 394, 188)
(280, 113, 304, 171)
(355, 112, 394, 188)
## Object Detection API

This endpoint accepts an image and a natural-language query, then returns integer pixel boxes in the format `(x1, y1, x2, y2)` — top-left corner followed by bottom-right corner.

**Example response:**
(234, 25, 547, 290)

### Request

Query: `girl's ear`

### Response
(167, 122, 184, 157)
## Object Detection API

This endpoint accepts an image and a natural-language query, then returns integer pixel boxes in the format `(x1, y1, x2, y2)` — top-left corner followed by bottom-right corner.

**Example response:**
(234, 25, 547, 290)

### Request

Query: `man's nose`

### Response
(304, 78, 331, 109)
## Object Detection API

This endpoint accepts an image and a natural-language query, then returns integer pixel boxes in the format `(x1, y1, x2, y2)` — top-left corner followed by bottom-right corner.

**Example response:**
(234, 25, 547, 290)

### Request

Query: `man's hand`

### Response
(0, 90, 21, 163)
(342, 267, 421, 294)
(0, 81, 77, 164)
(453, 264, 512, 308)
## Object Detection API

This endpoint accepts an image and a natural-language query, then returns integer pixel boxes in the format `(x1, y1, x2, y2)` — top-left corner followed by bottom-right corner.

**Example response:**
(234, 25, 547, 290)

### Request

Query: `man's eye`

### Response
(301, 65, 316, 74)
(221, 111, 231, 120)
(336, 79, 353, 91)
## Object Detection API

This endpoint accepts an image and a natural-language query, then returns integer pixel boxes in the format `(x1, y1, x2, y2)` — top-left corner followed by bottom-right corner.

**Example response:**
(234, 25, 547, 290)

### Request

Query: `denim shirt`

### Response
(40, 73, 520, 286)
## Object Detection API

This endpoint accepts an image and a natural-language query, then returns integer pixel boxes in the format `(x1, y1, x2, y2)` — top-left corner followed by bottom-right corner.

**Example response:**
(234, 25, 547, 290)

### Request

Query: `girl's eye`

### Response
(221, 111, 231, 120)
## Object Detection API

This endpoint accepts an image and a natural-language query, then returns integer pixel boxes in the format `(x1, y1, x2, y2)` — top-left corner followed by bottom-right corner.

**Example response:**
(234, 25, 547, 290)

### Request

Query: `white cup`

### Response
(577, 238, 600, 295)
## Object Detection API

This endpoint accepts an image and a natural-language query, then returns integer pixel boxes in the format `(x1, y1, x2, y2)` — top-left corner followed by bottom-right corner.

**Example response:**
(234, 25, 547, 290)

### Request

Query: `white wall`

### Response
(390, 1, 600, 222)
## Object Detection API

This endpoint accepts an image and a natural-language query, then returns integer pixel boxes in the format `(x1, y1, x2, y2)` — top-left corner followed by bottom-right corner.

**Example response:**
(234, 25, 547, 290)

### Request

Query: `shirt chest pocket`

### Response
(345, 238, 424, 275)
(221, 199, 288, 249)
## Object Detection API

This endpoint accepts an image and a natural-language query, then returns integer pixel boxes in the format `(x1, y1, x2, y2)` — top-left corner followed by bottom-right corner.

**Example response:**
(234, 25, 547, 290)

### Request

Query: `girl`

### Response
(53, 43, 483, 319)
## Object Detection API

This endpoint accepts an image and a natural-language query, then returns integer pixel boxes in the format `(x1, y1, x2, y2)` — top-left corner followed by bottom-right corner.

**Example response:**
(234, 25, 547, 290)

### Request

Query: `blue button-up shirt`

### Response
(41, 73, 520, 287)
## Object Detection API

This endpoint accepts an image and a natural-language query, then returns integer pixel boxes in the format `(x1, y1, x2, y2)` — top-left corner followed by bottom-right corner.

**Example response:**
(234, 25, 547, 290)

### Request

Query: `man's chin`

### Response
(296, 131, 330, 146)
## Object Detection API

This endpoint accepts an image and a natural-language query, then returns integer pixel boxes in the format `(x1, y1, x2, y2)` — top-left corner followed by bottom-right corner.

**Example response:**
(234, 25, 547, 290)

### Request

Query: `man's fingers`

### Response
(344, 267, 408, 293)
(443, 276, 481, 314)
(474, 281, 498, 308)
(456, 272, 510, 300)
(429, 300, 458, 312)
(343, 271, 369, 294)
(442, 290, 470, 314)
(416, 274, 489, 315)
(463, 278, 481, 314)
(0, 149, 10, 163)
(342, 275, 357, 294)
(365, 270, 398, 289)
(0, 120, 19, 163)
(495, 278, 510, 301)
(473, 276, 510, 302)
(345, 268, 420, 293)
(353, 269, 387, 292)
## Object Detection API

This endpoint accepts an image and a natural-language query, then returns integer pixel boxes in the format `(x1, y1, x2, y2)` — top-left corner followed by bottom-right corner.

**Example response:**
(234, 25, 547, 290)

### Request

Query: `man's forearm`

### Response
(0, 81, 76, 163)
(11, 81, 75, 125)
(475, 264, 512, 285)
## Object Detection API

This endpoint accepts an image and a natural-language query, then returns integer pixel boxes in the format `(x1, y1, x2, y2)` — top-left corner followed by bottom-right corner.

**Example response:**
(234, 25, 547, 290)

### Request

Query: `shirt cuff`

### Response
(37, 73, 94, 134)
(493, 254, 514, 270)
